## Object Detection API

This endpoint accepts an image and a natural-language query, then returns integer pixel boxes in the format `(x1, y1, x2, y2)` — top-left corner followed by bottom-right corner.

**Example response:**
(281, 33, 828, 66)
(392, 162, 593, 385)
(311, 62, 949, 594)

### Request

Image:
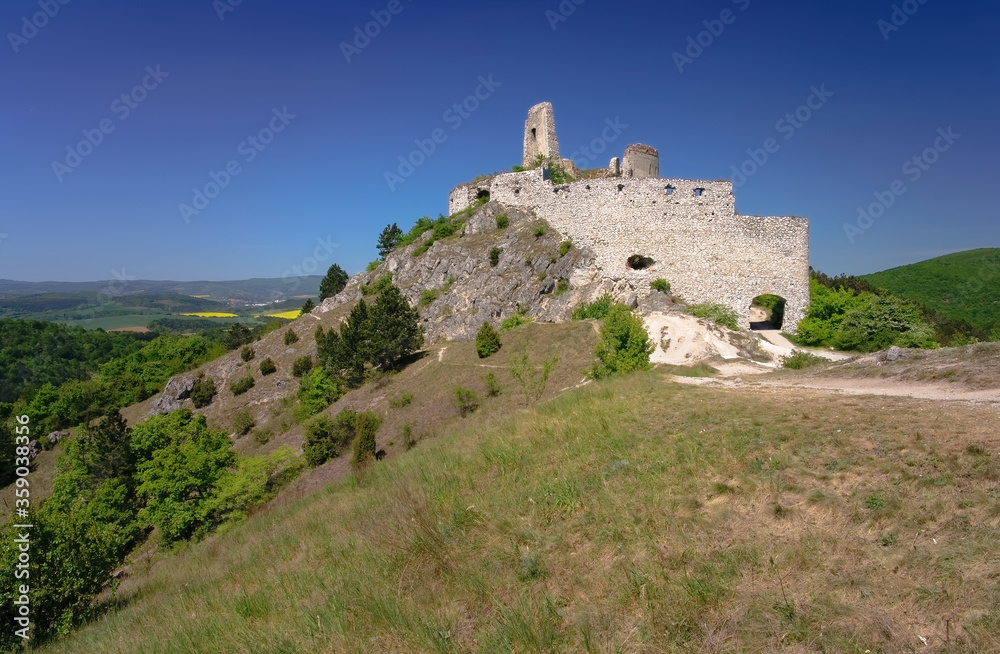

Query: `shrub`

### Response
(304, 410, 366, 467)
(476, 322, 502, 358)
(284, 329, 299, 345)
(452, 386, 480, 417)
(554, 278, 569, 296)
(533, 225, 546, 238)
(389, 392, 413, 408)
(366, 260, 380, 272)
(501, 311, 533, 332)
(401, 422, 416, 450)
(252, 428, 272, 445)
(509, 348, 558, 406)
(489, 247, 503, 267)
(782, 351, 827, 369)
(419, 288, 440, 307)
(572, 293, 614, 320)
(240, 345, 255, 362)
(651, 278, 671, 294)
(590, 305, 654, 379)
(190, 377, 217, 408)
(351, 412, 381, 468)
(484, 372, 502, 397)
(301, 298, 316, 314)
(496, 213, 509, 229)
(259, 357, 277, 376)
(292, 355, 313, 378)
(685, 303, 740, 331)
(558, 240, 571, 257)
(230, 374, 255, 396)
(295, 368, 341, 418)
(360, 274, 393, 296)
(233, 411, 255, 436)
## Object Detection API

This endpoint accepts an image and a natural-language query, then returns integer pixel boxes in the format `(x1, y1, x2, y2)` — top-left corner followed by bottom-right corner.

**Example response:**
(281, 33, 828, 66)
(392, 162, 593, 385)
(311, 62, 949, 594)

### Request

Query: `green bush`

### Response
(366, 260, 380, 272)
(559, 240, 572, 257)
(292, 355, 313, 378)
(496, 213, 509, 229)
(230, 374, 255, 396)
(508, 347, 558, 406)
(782, 351, 827, 369)
(284, 329, 299, 345)
(259, 357, 277, 376)
(452, 386, 480, 417)
(240, 345, 255, 362)
(476, 322, 502, 358)
(295, 368, 342, 418)
(361, 274, 393, 296)
(419, 288, 440, 307)
(204, 447, 300, 525)
(572, 293, 614, 320)
(591, 305, 654, 379)
(301, 298, 315, 314)
(685, 303, 740, 331)
(554, 278, 569, 296)
(401, 422, 416, 450)
(651, 278, 671, 294)
(489, 247, 503, 267)
(190, 377, 217, 408)
(233, 410, 256, 436)
(484, 372, 502, 397)
(533, 225, 546, 238)
(351, 412, 381, 468)
(500, 310, 534, 332)
(303, 410, 373, 467)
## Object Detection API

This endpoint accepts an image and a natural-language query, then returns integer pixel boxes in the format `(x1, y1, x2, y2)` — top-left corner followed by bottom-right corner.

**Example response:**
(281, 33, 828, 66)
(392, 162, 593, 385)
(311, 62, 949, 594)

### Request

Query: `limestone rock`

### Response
(148, 375, 196, 416)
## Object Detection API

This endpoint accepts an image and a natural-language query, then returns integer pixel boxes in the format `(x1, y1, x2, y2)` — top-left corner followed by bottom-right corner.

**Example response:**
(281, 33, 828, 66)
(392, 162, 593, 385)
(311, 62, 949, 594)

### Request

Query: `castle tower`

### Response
(622, 144, 659, 179)
(523, 102, 560, 167)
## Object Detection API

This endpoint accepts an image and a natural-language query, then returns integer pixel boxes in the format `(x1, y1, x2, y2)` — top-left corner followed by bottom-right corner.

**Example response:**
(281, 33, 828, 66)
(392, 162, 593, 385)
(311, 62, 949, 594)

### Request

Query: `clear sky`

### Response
(1, 0, 997, 282)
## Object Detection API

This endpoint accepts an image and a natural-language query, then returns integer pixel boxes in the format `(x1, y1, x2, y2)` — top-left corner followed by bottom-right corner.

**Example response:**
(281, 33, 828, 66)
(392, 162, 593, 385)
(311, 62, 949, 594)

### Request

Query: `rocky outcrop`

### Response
(148, 375, 196, 416)
(319, 201, 640, 343)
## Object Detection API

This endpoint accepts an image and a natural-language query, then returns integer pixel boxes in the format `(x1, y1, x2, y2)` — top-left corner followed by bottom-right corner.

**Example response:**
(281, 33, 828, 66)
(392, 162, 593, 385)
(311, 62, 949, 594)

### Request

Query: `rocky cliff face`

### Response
(318, 201, 637, 342)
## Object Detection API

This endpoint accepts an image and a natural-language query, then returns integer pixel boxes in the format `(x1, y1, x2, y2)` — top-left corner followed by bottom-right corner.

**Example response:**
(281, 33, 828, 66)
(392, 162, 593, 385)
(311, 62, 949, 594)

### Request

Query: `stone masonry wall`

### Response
(622, 144, 660, 179)
(522, 102, 560, 167)
(452, 168, 810, 332)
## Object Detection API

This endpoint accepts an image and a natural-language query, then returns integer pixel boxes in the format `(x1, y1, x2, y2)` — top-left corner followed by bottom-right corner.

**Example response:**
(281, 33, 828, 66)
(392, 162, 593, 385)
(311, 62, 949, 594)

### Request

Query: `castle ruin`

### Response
(450, 103, 810, 333)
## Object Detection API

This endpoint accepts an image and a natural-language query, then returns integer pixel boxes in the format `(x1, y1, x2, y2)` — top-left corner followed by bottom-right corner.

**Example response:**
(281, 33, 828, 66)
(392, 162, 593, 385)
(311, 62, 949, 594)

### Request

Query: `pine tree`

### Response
(377, 223, 404, 259)
(319, 263, 349, 300)
(369, 283, 424, 370)
(475, 322, 502, 358)
(301, 298, 316, 314)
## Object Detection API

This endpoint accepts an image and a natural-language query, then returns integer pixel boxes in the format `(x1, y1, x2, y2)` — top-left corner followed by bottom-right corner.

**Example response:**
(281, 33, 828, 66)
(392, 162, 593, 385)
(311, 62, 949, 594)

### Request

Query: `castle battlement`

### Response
(448, 104, 810, 333)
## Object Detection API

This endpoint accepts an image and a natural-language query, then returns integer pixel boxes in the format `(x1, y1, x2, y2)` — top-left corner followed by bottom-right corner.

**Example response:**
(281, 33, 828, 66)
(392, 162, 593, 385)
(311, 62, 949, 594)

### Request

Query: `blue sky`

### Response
(1, 0, 997, 282)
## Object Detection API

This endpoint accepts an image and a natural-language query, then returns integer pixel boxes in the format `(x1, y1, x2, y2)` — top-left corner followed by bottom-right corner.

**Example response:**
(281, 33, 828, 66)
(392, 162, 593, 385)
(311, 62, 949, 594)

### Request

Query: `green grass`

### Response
(863, 248, 1000, 331)
(37, 369, 1000, 653)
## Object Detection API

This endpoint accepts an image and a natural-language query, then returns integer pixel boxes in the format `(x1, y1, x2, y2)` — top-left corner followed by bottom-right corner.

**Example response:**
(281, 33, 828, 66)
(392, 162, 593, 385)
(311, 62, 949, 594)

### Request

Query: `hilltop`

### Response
(863, 249, 1000, 332)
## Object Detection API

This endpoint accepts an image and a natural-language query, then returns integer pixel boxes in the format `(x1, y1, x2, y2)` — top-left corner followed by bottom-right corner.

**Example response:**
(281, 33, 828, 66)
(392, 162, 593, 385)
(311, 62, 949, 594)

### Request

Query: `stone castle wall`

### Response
(622, 144, 659, 179)
(450, 168, 810, 332)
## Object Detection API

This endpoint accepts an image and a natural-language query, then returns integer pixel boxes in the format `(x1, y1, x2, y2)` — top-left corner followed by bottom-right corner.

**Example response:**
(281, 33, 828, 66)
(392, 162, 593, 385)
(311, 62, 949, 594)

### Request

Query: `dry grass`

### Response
(36, 369, 1000, 653)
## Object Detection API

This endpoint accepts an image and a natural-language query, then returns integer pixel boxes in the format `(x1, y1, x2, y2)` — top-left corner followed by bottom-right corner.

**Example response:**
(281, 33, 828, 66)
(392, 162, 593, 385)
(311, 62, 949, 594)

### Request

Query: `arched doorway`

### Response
(750, 294, 786, 331)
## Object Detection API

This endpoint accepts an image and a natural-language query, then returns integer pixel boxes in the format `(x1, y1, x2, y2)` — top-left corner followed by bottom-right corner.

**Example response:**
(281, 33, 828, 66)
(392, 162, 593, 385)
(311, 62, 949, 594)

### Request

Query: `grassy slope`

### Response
(862, 248, 1000, 330)
(41, 369, 1000, 653)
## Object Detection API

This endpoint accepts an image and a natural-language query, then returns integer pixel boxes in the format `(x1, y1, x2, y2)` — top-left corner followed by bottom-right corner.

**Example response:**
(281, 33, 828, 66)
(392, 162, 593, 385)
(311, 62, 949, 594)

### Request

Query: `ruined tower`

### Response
(523, 102, 560, 168)
(622, 144, 660, 179)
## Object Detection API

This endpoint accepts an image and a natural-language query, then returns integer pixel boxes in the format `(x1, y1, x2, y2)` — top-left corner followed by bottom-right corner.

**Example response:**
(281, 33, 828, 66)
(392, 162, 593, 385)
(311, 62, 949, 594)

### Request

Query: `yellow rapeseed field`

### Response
(180, 312, 239, 318)
(264, 310, 302, 320)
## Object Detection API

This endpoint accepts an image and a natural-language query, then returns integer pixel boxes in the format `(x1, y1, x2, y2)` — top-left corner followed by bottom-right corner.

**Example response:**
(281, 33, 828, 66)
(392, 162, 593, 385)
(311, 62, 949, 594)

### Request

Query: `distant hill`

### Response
(863, 249, 1000, 331)
(0, 276, 323, 304)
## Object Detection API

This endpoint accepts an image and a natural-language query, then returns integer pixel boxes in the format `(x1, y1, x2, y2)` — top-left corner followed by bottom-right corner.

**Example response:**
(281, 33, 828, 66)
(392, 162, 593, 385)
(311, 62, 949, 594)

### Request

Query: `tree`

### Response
(351, 412, 381, 468)
(319, 263, 349, 301)
(224, 323, 253, 350)
(369, 283, 424, 370)
(476, 322, 502, 358)
(377, 223, 404, 259)
(301, 298, 316, 314)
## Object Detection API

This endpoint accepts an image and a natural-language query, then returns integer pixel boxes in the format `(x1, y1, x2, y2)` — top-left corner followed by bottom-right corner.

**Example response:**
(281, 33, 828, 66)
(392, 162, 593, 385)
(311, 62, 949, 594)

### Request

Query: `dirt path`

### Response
(670, 372, 1000, 406)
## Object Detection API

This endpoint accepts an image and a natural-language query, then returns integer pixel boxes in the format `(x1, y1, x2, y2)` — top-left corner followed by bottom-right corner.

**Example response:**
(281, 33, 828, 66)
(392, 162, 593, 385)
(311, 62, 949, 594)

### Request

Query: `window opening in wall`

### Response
(665, 186, 675, 195)
(476, 189, 490, 202)
(617, 184, 625, 192)
(750, 294, 786, 330)
(627, 254, 655, 270)
(694, 188, 705, 197)
(531, 128, 537, 140)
